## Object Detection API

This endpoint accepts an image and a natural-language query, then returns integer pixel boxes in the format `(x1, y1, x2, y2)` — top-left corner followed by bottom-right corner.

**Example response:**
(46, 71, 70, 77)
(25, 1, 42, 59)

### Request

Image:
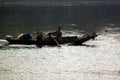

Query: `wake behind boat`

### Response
(6, 32, 98, 46)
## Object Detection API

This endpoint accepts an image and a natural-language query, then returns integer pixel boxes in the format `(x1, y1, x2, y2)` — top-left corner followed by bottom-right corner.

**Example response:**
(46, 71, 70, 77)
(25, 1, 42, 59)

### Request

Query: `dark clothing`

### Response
(18, 34, 32, 40)
(36, 36, 43, 41)
(36, 31, 44, 41)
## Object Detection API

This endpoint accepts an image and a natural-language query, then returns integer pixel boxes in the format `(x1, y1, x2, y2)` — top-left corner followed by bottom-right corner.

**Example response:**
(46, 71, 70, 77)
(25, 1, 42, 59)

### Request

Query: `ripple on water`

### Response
(0, 29, 120, 80)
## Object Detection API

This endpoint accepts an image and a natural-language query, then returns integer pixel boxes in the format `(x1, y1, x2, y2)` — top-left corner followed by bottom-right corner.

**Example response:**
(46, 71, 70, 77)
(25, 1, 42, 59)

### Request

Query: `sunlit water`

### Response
(0, 29, 120, 80)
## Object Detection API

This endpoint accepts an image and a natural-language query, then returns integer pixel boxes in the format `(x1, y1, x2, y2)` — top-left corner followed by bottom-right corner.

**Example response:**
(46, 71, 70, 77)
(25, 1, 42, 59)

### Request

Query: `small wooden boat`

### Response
(6, 33, 97, 46)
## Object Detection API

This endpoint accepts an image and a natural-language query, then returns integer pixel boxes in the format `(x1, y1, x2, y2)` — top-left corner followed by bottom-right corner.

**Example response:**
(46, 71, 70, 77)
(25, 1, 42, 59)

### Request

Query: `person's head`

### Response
(37, 31, 40, 35)
(40, 32, 43, 35)
(58, 26, 62, 31)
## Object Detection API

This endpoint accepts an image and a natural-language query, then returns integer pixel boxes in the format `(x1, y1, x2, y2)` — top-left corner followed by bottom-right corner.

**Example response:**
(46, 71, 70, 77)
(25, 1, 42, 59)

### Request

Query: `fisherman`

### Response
(47, 26, 62, 46)
(36, 31, 44, 41)
(48, 26, 62, 39)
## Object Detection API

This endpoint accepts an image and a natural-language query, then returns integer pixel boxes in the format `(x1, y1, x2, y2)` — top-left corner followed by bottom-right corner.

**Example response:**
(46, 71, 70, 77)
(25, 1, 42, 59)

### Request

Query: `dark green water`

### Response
(0, 5, 120, 38)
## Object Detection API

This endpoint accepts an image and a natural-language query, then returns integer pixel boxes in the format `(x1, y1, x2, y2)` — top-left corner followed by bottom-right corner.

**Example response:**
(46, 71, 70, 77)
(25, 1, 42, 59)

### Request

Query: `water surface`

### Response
(0, 28, 120, 80)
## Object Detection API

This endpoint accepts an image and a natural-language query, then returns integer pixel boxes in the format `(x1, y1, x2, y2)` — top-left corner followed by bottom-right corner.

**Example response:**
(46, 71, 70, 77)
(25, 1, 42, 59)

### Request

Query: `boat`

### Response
(6, 32, 98, 46)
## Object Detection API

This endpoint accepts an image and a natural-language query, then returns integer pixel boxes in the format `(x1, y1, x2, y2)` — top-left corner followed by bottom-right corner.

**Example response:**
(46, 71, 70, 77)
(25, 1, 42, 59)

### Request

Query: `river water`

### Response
(0, 28, 120, 80)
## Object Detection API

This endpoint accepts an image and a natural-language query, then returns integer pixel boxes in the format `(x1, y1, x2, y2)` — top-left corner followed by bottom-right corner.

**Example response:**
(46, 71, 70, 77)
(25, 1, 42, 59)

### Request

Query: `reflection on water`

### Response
(0, 5, 120, 38)
(0, 28, 120, 80)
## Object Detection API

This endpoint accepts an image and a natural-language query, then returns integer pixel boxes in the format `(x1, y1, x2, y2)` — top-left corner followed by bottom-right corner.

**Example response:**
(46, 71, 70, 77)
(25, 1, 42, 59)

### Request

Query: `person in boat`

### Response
(48, 26, 62, 39)
(17, 33, 32, 40)
(36, 31, 44, 41)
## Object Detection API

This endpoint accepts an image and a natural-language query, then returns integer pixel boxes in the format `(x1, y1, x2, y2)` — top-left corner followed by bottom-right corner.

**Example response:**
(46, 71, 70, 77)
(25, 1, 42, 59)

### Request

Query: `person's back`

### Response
(36, 31, 44, 41)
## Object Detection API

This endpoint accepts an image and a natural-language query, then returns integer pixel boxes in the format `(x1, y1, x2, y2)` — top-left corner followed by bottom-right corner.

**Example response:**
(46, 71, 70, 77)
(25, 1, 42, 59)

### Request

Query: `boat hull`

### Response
(6, 33, 97, 46)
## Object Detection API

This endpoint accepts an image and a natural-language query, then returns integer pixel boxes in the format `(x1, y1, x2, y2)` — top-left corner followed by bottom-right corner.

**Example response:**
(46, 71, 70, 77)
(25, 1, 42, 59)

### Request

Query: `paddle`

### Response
(50, 35, 61, 47)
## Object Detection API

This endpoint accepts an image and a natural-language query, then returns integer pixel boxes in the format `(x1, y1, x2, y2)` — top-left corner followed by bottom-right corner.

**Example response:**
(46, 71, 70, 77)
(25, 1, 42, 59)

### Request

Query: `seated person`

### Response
(36, 31, 44, 41)
(48, 26, 62, 38)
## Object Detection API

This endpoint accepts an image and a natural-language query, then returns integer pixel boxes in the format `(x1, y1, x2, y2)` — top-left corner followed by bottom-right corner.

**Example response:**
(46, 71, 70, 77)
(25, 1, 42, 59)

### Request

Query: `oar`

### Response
(50, 35, 61, 47)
